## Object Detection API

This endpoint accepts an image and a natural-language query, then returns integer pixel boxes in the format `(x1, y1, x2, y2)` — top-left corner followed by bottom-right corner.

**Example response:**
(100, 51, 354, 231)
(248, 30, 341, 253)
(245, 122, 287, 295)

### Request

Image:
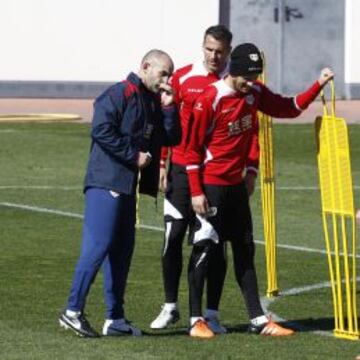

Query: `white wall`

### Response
(0, 0, 219, 82)
(345, 0, 360, 83)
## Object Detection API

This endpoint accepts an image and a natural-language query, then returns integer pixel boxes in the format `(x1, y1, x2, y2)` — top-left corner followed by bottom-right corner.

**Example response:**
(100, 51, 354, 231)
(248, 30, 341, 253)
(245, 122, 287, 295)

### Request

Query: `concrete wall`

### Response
(0, 0, 219, 97)
(345, 0, 360, 98)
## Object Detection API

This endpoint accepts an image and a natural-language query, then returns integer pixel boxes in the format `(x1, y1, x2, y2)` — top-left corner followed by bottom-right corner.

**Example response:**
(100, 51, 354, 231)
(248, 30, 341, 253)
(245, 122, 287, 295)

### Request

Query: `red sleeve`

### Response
(245, 117, 259, 176)
(258, 83, 300, 118)
(295, 81, 321, 110)
(185, 95, 214, 197)
(258, 81, 322, 118)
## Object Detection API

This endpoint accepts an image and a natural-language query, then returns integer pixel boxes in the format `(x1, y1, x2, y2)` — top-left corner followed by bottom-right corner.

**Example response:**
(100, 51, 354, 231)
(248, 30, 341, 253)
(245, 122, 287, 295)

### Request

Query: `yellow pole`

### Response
(258, 52, 279, 297)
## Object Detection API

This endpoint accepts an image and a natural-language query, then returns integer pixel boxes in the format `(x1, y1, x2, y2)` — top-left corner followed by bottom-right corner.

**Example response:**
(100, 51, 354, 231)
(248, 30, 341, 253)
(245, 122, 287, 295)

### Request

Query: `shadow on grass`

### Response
(142, 329, 188, 337)
(227, 318, 336, 334)
(286, 317, 336, 333)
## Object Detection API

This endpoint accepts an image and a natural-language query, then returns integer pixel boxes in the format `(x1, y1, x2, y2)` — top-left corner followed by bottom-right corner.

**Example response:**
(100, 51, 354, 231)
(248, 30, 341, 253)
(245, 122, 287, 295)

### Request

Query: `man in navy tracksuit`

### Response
(59, 49, 181, 338)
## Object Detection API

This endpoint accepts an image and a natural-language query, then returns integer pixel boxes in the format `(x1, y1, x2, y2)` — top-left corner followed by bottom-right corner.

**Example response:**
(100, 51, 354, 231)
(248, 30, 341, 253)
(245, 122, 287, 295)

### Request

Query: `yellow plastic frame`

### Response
(315, 80, 359, 340)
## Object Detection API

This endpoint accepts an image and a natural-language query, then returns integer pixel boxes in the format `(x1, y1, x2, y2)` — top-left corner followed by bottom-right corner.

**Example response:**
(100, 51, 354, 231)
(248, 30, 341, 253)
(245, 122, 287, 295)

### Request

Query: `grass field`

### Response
(1, 122, 360, 359)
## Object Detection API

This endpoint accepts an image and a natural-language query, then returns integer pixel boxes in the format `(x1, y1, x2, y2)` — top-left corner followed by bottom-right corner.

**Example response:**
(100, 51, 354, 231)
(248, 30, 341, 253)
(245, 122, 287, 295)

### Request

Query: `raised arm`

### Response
(258, 68, 334, 118)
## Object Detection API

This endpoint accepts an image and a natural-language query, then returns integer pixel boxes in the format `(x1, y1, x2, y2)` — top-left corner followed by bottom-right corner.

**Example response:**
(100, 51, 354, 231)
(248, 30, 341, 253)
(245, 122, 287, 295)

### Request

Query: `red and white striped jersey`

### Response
(160, 62, 226, 167)
(186, 79, 321, 196)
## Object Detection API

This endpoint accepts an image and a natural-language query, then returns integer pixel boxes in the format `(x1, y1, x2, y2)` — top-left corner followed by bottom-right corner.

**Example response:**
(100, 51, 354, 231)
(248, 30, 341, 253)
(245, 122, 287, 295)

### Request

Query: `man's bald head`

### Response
(139, 49, 174, 93)
(141, 49, 174, 70)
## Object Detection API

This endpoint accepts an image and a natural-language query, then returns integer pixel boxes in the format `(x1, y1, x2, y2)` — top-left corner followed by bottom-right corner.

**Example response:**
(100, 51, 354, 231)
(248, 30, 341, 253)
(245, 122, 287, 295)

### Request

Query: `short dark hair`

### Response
(204, 25, 232, 47)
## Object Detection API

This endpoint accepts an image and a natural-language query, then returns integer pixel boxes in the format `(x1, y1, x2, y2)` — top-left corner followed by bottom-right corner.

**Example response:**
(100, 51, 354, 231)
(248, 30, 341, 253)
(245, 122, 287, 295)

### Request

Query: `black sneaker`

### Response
(59, 311, 100, 338)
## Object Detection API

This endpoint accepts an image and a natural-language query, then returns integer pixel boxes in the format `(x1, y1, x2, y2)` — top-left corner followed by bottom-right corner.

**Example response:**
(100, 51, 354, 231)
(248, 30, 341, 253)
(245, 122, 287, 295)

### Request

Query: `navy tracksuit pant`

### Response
(67, 187, 136, 319)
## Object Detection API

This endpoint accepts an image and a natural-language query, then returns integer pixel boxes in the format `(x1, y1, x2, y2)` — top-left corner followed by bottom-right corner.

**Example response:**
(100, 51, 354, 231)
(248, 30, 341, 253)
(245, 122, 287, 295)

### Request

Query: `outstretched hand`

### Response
(318, 68, 334, 87)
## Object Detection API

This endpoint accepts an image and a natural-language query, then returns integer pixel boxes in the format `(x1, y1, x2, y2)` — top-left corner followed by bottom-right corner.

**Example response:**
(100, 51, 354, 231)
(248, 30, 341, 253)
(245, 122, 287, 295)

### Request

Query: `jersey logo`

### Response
(241, 115, 252, 130)
(187, 88, 203, 93)
(228, 115, 252, 136)
(194, 102, 203, 111)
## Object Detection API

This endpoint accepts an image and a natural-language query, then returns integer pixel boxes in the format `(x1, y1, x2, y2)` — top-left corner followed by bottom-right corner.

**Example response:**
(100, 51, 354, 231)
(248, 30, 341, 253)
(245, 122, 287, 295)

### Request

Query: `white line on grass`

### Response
(0, 185, 81, 190)
(0, 129, 17, 133)
(1, 201, 359, 259)
(0, 202, 83, 219)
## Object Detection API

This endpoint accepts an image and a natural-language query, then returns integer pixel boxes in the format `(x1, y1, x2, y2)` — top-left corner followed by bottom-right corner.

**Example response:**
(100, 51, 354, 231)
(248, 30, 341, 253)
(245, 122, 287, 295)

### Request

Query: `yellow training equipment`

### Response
(315, 80, 359, 340)
(258, 55, 279, 298)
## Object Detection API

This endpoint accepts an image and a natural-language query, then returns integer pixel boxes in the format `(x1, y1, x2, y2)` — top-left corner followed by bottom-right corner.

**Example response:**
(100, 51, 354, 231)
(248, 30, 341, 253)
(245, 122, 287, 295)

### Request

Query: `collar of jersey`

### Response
(214, 79, 237, 97)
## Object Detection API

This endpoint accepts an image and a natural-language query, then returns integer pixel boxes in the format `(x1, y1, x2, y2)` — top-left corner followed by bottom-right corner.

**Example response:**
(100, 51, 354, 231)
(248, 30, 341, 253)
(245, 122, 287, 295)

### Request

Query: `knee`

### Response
(163, 220, 187, 253)
(240, 241, 255, 266)
(189, 243, 212, 268)
(234, 237, 255, 262)
(209, 243, 226, 264)
(241, 228, 255, 250)
(239, 227, 255, 256)
(77, 249, 104, 271)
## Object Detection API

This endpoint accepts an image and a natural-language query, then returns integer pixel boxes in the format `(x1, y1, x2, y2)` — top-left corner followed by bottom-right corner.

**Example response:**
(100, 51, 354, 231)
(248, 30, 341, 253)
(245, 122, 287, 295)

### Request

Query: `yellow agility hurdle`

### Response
(258, 54, 279, 298)
(315, 80, 359, 340)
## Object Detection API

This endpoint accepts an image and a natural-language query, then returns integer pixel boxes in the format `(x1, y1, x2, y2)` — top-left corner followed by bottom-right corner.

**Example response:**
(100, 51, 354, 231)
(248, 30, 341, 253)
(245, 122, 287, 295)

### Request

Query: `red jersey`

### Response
(186, 79, 321, 196)
(160, 62, 226, 167)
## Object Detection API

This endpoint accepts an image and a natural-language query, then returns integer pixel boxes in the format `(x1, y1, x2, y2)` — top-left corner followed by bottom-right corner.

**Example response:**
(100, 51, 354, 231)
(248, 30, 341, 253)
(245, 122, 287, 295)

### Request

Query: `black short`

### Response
(164, 164, 193, 222)
(189, 182, 253, 245)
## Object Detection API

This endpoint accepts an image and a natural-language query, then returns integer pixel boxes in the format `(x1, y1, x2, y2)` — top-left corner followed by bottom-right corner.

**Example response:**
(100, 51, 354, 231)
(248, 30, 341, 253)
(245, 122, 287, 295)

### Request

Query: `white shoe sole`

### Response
(59, 318, 87, 337)
(150, 317, 179, 329)
(59, 318, 69, 329)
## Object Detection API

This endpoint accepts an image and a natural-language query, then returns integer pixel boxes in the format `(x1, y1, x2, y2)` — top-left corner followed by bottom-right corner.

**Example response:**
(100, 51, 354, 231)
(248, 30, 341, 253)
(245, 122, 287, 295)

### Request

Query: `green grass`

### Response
(1, 123, 360, 359)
